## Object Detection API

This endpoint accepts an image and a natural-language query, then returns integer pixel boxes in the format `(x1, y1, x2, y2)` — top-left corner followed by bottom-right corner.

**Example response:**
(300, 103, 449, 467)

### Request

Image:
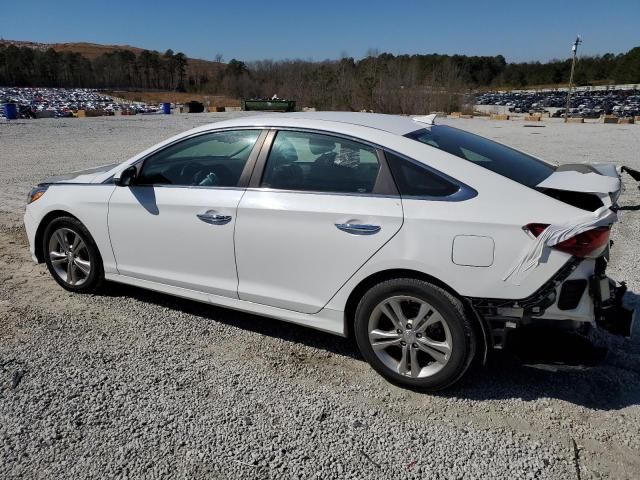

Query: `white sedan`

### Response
(24, 112, 634, 390)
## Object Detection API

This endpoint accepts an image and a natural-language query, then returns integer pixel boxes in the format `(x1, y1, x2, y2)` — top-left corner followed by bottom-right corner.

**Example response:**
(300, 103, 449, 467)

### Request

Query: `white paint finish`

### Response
(264, 111, 425, 135)
(452, 235, 495, 267)
(25, 184, 117, 272)
(41, 162, 121, 184)
(24, 112, 622, 337)
(23, 209, 38, 262)
(325, 185, 581, 312)
(537, 170, 620, 194)
(107, 186, 243, 297)
(235, 191, 403, 313)
(412, 114, 438, 126)
(104, 273, 345, 335)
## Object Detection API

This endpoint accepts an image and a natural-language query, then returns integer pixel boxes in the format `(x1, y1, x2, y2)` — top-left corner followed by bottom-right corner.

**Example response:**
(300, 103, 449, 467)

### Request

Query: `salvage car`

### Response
(24, 112, 635, 390)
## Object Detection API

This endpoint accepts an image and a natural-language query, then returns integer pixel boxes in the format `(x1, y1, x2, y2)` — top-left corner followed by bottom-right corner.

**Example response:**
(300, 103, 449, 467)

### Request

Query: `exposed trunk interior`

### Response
(539, 188, 605, 212)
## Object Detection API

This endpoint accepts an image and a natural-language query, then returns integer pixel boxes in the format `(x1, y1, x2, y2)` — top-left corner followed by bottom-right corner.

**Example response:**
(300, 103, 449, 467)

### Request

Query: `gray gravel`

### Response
(1, 114, 639, 479)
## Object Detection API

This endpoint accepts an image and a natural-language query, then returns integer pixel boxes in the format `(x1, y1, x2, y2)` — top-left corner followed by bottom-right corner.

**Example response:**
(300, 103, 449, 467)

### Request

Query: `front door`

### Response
(108, 129, 264, 297)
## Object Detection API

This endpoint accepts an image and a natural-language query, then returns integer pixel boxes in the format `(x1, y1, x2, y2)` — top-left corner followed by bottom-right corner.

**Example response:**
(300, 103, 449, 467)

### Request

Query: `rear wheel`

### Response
(43, 216, 104, 293)
(354, 278, 476, 391)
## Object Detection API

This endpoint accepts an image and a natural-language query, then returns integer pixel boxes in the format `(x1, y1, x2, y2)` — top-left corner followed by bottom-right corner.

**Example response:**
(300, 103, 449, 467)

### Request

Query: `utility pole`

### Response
(564, 36, 582, 123)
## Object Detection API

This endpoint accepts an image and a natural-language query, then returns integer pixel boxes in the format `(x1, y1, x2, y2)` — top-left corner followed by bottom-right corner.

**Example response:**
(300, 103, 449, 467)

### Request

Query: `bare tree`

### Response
(365, 48, 380, 58)
(425, 59, 467, 113)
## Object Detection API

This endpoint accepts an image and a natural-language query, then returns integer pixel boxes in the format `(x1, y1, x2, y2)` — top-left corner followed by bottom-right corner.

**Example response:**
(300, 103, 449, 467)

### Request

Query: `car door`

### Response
(108, 129, 265, 297)
(234, 129, 403, 314)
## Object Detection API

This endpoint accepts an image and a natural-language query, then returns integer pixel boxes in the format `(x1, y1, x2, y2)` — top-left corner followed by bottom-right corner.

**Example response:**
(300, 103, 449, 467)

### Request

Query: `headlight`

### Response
(27, 185, 48, 204)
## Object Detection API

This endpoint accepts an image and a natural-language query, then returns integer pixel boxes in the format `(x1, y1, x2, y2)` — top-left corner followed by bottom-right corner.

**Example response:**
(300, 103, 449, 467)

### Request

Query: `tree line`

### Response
(0, 45, 188, 91)
(1, 43, 639, 113)
(227, 47, 640, 113)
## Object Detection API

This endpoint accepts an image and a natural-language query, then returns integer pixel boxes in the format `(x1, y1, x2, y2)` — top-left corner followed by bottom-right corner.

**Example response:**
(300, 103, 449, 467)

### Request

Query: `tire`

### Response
(42, 216, 104, 293)
(354, 278, 476, 391)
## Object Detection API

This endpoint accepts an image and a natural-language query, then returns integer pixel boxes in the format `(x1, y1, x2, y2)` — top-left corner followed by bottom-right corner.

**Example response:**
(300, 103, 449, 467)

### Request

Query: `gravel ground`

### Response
(1, 114, 639, 479)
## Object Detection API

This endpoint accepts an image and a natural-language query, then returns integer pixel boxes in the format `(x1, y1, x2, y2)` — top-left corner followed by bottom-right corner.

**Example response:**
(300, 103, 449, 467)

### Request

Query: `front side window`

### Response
(261, 131, 380, 193)
(137, 130, 261, 187)
(406, 125, 555, 188)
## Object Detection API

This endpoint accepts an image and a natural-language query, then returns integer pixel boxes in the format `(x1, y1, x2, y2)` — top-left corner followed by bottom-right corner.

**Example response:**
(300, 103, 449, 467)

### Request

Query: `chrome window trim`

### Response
(243, 187, 401, 199)
(243, 186, 475, 202)
(397, 190, 477, 202)
(103, 124, 476, 202)
(382, 149, 478, 202)
(40, 182, 116, 187)
(122, 184, 247, 191)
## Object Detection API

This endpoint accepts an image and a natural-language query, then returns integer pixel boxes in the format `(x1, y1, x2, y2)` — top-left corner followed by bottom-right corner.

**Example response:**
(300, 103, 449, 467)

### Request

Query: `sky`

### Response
(3, 0, 639, 63)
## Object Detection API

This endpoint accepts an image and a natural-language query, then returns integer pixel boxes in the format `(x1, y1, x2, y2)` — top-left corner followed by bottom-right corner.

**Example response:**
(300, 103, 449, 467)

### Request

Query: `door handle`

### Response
(335, 223, 381, 235)
(197, 212, 232, 225)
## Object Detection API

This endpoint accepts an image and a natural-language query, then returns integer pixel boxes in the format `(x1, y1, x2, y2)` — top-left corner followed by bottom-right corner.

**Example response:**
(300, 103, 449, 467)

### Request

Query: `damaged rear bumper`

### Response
(592, 276, 635, 337)
(470, 256, 634, 349)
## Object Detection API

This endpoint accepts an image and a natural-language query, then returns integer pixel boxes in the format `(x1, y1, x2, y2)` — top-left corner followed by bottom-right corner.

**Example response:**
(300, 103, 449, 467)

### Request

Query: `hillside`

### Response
(0, 39, 224, 79)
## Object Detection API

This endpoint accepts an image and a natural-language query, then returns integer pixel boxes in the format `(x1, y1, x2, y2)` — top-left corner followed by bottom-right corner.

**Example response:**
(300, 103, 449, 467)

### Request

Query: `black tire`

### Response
(42, 216, 104, 293)
(354, 278, 476, 392)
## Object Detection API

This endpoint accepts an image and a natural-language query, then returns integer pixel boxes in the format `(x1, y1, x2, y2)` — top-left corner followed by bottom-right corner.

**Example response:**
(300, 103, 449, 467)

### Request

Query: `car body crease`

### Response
(105, 185, 120, 275)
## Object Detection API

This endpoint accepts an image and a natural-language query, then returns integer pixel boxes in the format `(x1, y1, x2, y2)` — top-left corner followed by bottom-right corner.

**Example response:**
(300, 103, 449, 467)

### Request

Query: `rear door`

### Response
(234, 129, 403, 314)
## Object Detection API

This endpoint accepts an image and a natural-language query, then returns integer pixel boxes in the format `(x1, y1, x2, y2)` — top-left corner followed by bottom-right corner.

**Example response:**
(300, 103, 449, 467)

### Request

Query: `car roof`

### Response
(200, 111, 426, 136)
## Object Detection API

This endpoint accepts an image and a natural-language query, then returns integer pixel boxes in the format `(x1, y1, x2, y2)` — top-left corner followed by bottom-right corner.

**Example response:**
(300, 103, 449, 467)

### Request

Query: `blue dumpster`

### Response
(3, 103, 18, 120)
(161, 102, 171, 114)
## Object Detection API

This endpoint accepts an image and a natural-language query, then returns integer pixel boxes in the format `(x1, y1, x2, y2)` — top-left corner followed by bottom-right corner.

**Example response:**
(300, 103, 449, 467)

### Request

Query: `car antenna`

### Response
(412, 113, 437, 126)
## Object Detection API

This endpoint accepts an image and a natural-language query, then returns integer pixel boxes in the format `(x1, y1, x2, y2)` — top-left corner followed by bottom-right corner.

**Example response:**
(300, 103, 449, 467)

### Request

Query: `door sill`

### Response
(105, 273, 345, 335)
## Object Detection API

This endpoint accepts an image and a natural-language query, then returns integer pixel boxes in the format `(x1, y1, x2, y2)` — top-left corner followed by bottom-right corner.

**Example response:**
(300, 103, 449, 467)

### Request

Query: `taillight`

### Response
(524, 223, 610, 258)
(525, 223, 548, 237)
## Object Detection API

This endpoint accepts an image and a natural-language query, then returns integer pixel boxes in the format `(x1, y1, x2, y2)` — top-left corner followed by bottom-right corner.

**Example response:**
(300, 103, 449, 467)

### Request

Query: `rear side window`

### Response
(406, 126, 555, 188)
(386, 153, 460, 197)
(261, 130, 380, 193)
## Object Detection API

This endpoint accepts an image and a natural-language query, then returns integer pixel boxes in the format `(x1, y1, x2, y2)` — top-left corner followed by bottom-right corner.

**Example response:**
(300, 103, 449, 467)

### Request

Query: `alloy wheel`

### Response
(47, 227, 92, 286)
(367, 295, 453, 378)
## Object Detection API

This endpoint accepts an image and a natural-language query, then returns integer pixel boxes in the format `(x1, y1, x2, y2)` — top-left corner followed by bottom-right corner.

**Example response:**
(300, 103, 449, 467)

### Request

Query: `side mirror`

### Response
(115, 165, 137, 187)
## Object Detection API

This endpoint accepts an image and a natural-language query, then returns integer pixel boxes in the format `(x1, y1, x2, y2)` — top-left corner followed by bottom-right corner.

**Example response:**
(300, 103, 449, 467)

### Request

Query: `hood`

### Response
(537, 162, 622, 211)
(40, 163, 120, 185)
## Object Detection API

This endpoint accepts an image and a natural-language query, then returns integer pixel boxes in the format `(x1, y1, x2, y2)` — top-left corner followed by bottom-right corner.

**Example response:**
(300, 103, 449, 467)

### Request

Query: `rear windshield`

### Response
(406, 126, 555, 188)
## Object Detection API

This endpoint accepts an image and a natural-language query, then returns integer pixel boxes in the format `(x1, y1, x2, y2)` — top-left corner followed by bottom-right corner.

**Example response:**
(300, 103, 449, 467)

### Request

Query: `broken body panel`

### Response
(471, 162, 634, 345)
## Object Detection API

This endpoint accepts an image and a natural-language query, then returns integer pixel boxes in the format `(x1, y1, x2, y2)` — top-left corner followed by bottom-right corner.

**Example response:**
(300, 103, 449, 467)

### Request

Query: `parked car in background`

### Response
(0, 87, 159, 118)
(23, 112, 634, 390)
(477, 88, 640, 119)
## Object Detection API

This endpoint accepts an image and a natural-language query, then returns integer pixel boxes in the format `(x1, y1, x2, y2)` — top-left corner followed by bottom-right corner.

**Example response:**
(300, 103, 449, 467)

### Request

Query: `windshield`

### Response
(406, 126, 555, 188)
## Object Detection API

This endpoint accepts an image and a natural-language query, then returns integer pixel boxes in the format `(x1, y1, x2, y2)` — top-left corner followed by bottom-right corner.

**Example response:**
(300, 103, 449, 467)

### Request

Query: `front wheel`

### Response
(43, 216, 104, 293)
(354, 278, 476, 391)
